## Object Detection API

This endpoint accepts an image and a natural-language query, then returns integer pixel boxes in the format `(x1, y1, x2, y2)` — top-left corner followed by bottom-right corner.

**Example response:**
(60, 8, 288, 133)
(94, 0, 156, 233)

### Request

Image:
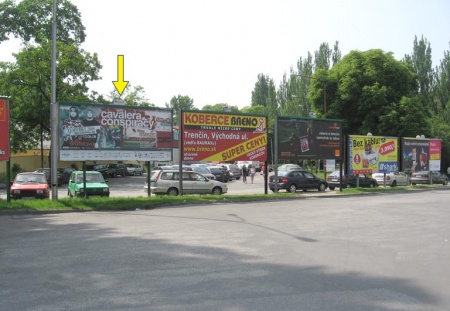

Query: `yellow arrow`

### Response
(113, 55, 129, 95)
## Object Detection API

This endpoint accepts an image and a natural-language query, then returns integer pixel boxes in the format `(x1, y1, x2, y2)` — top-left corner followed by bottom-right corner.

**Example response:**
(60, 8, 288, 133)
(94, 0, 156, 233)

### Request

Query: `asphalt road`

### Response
(1, 189, 449, 310)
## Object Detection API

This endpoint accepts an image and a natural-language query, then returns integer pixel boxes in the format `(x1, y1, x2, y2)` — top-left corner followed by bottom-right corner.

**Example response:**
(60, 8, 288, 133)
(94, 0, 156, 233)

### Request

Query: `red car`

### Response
(10, 172, 50, 199)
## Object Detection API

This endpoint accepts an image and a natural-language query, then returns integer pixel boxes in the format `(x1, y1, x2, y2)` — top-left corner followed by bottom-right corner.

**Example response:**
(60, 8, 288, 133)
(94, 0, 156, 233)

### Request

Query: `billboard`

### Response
(181, 111, 267, 162)
(277, 116, 342, 160)
(59, 102, 173, 161)
(0, 98, 10, 161)
(348, 135, 399, 174)
(402, 138, 441, 172)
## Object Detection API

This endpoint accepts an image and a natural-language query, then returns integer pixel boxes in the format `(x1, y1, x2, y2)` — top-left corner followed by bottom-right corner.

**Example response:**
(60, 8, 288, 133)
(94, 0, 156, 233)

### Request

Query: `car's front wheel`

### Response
(318, 183, 326, 192)
(329, 186, 335, 190)
(212, 187, 222, 195)
(346, 183, 352, 188)
(288, 184, 297, 193)
(167, 188, 179, 196)
(369, 182, 376, 188)
(391, 180, 397, 187)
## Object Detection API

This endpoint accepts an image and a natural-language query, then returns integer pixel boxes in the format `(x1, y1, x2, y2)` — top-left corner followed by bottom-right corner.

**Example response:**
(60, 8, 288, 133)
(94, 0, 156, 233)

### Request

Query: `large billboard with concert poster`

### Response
(402, 138, 441, 172)
(277, 116, 342, 160)
(0, 98, 10, 161)
(59, 102, 173, 161)
(348, 135, 399, 174)
(181, 111, 267, 162)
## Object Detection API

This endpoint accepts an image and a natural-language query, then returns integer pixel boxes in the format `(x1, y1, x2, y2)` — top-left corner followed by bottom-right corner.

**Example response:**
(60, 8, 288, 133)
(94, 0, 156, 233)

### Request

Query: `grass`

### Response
(0, 185, 447, 212)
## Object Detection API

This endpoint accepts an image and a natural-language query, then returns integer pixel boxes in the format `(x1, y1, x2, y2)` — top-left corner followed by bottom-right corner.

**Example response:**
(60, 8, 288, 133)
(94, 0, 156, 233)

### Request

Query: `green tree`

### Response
(251, 74, 275, 108)
(0, 0, 86, 44)
(201, 103, 239, 113)
(165, 95, 197, 126)
(404, 35, 435, 112)
(434, 45, 450, 121)
(0, 40, 101, 151)
(105, 84, 155, 106)
(310, 49, 418, 135)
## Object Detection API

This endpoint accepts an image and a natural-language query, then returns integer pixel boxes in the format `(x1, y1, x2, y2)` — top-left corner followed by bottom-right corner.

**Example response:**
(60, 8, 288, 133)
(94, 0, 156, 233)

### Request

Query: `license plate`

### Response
(416, 175, 422, 178)
(331, 179, 338, 182)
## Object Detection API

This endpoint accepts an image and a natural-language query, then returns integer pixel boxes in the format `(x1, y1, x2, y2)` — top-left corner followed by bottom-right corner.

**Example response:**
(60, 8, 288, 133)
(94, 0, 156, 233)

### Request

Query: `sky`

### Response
(1, 0, 449, 109)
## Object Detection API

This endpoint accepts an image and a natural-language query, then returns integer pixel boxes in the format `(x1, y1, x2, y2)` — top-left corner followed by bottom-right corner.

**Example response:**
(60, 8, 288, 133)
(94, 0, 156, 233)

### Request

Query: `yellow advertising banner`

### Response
(348, 135, 399, 174)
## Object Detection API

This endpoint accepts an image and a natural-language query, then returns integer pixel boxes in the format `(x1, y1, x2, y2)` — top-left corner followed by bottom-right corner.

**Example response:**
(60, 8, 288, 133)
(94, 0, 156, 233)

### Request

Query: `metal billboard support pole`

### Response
(274, 115, 279, 193)
(50, 0, 58, 200)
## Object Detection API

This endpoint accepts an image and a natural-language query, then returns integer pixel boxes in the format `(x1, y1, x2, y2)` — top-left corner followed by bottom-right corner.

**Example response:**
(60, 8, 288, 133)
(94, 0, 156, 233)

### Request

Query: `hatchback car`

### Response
(67, 171, 110, 198)
(411, 171, 449, 185)
(327, 170, 378, 189)
(10, 172, 50, 199)
(221, 164, 242, 180)
(190, 166, 216, 180)
(372, 172, 409, 187)
(34, 167, 63, 186)
(208, 166, 231, 182)
(57, 167, 75, 184)
(106, 163, 128, 178)
(144, 170, 227, 196)
(126, 163, 144, 176)
(269, 169, 328, 193)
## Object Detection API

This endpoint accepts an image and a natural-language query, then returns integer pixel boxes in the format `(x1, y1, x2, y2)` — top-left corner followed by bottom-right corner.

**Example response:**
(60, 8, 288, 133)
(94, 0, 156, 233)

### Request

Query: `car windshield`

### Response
(16, 174, 47, 184)
(77, 173, 105, 183)
(194, 167, 211, 174)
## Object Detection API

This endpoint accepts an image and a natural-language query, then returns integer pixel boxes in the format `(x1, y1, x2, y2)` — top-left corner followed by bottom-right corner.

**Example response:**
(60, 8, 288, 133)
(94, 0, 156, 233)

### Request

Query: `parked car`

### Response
(190, 166, 216, 180)
(411, 171, 449, 185)
(34, 167, 63, 186)
(269, 169, 328, 193)
(67, 171, 110, 198)
(327, 170, 378, 189)
(10, 172, 50, 199)
(277, 164, 303, 172)
(144, 170, 227, 196)
(126, 163, 144, 176)
(208, 166, 231, 182)
(85, 164, 108, 177)
(106, 163, 128, 178)
(372, 172, 410, 187)
(221, 164, 242, 180)
(57, 167, 76, 184)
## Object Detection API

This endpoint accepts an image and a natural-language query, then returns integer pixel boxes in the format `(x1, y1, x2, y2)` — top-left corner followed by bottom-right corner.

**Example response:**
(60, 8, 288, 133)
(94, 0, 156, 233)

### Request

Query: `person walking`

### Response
(242, 165, 247, 183)
(249, 165, 256, 184)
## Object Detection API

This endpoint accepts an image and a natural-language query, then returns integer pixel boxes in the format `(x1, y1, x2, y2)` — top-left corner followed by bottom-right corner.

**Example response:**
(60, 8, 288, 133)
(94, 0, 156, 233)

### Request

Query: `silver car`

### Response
(144, 170, 227, 196)
(372, 172, 409, 187)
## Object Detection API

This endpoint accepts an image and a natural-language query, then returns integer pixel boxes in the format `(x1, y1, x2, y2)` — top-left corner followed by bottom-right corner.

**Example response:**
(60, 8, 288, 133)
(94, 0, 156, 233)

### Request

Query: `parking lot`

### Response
(1, 171, 293, 199)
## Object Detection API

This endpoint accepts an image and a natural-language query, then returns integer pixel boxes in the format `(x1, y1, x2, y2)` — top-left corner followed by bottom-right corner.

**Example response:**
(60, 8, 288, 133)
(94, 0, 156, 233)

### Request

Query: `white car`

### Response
(372, 172, 409, 187)
(126, 163, 143, 176)
(144, 170, 227, 196)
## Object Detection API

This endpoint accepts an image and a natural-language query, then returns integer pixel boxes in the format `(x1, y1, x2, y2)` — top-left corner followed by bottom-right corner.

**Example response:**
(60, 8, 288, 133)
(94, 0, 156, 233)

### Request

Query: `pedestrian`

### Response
(249, 165, 256, 184)
(447, 165, 450, 178)
(242, 165, 247, 183)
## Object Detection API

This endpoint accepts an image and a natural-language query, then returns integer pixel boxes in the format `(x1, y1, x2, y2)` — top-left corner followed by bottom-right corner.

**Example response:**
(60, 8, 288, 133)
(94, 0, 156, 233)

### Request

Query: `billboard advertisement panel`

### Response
(0, 98, 10, 161)
(181, 111, 267, 162)
(402, 138, 441, 172)
(348, 135, 399, 174)
(59, 102, 173, 161)
(277, 117, 342, 160)
(429, 139, 442, 171)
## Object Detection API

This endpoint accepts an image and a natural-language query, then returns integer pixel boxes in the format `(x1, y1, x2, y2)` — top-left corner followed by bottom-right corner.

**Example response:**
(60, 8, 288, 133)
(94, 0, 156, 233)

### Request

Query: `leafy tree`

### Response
(201, 103, 239, 113)
(251, 74, 275, 108)
(0, 0, 86, 44)
(105, 84, 155, 106)
(310, 49, 418, 136)
(378, 96, 431, 137)
(314, 42, 332, 70)
(165, 95, 197, 126)
(434, 45, 450, 121)
(0, 40, 101, 151)
(240, 105, 265, 115)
